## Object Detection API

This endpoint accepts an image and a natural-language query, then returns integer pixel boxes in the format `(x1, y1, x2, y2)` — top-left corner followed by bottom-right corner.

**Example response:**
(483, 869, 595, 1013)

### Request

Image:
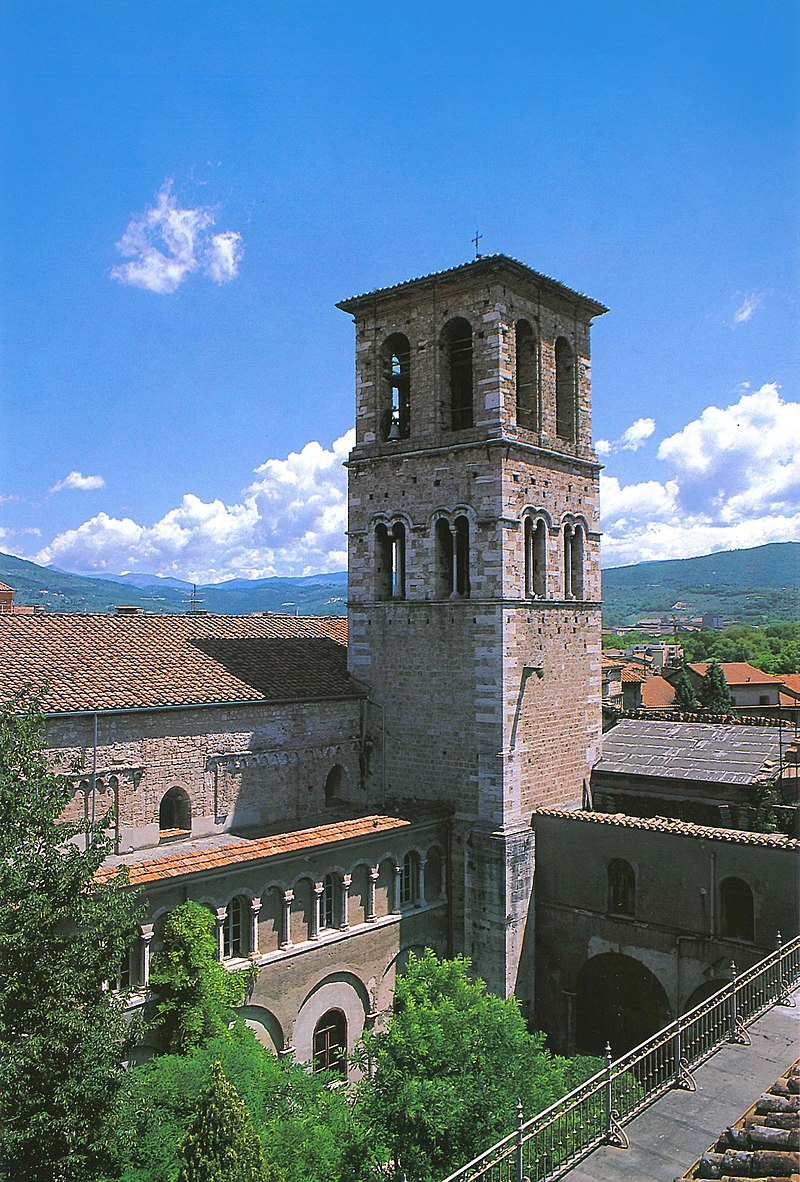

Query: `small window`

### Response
(116, 945, 137, 993)
(159, 786, 191, 837)
(381, 333, 411, 440)
(525, 517, 547, 598)
(223, 896, 247, 959)
(321, 874, 336, 930)
(720, 878, 754, 941)
(443, 318, 473, 430)
(515, 320, 538, 430)
(454, 516, 470, 598)
(608, 860, 635, 917)
(555, 336, 575, 444)
(571, 524, 584, 599)
(400, 851, 420, 907)
(313, 1009, 347, 1075)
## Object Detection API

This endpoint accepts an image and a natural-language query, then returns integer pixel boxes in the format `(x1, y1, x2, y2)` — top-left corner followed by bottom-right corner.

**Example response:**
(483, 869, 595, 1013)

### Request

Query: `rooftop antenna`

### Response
(472, 230, 483, 259)
(185, 583, 203, 613)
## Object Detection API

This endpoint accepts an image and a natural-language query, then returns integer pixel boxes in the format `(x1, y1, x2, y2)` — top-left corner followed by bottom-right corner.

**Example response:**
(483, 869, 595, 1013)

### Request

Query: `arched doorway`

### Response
(575, 953, 671, 1055)
(158, 786, 191, 837)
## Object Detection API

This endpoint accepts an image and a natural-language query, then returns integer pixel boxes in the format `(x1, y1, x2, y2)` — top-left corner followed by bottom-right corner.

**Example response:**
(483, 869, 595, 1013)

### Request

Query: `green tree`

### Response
(698, 659, 733, 713)
(0, 692, 142, 1181)
(357, 950, 599, 1182)
(176, 1060, 275, 1182)
(673, 668, 699, 712)
(149, 901, 249, 1054)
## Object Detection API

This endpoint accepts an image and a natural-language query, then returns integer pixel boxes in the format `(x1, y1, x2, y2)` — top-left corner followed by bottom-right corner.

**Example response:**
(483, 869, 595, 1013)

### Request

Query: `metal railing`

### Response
(442, 932, 800, 1182)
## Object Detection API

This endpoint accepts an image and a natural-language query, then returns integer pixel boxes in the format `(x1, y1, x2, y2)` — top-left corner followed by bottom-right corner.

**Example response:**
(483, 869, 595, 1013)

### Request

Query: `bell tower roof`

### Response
(337, 253, 608, 320)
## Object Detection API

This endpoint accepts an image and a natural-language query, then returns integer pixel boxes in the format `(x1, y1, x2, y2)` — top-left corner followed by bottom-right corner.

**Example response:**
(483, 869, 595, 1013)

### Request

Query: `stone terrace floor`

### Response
(562, 993, 799, 1180)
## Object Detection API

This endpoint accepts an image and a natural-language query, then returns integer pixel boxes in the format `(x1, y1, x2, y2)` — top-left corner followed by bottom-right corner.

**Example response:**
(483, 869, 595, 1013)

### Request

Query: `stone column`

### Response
(449, 526, 459, 599)
(393, 862, 403, 913)
(140, 924, 154, 989)
(249, 898, 262, 960)
(215, 908, 227, 961)
(367, 865, 379, 922)
(340, 874, 352, 931)
(312, 882, 324, 939)
(418, 857, 427, 907)
(281, 890, 294, 949)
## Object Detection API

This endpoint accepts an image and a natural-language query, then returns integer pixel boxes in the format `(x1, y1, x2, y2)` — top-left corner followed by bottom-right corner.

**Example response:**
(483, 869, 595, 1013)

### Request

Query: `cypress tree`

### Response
(177, 1061, 275, 1182)
(698, 660, 733, 713)
(673, 668, 699, 712)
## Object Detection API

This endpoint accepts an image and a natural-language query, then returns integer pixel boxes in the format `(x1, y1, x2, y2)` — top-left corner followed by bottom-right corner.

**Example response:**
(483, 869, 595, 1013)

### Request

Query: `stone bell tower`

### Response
(337, 255, 607, 1012)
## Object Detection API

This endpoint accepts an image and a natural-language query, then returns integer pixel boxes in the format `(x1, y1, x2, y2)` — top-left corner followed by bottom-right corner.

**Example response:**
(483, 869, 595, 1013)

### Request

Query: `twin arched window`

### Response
(375, 521, 406, 600)
(563, 523, 585, 599)
(435, 515, 470, 599)
(223, 895, 247, 959)
(524, 517, 547, 598)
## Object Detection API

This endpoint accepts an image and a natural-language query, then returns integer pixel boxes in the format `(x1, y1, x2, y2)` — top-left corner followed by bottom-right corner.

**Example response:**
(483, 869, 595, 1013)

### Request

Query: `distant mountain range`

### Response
(0, 542, 797, 627)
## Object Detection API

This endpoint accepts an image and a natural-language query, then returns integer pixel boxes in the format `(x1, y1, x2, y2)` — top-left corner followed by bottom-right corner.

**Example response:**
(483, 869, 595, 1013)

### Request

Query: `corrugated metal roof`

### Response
(596, 719, 782, 785)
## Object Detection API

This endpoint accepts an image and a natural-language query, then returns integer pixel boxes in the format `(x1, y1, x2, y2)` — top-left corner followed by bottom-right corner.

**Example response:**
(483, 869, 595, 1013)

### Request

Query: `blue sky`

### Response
(1, 0, 798, 580)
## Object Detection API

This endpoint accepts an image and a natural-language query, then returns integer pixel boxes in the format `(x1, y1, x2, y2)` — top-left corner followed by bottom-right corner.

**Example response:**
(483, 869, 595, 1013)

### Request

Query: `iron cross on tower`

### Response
(472, 230, 483, 259)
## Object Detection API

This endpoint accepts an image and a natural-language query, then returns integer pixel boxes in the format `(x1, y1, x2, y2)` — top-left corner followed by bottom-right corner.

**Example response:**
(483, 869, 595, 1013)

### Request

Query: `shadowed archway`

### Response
(575, 953, 672, 1055)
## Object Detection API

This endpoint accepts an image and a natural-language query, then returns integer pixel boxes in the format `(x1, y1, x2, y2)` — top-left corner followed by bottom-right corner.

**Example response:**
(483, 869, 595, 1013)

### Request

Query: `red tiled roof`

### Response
(0, 582, 14, 593)
(689, 662, 783, 685)
(97, 814, 410, 886)
(779, 674, 800, 703)
(533, 808, 799, 848)
(620, 665, 646, 683)
(641, 676, 677, 708)
(0, 613, 357, 713)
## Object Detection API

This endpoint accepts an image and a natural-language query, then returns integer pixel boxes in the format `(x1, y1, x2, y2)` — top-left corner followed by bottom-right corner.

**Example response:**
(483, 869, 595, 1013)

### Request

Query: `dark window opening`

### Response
(159, 786, 191, 836)
(516, 320, 538, 430)
(435, 518, 454, 599)
(116, 946, 137, 992)
(313, 1009, 347, 1075)
(381, 333, 411, 440)
(454, 515, 470, 598)
(443, 318, 473, 430)
(608, 860, 635, 917)
(324, 764, 345, 806)
(720, 878, 754, 941)
(571, 525, 584, 599)
(400, 851, 420, 906)
(555, 336, 575, 444)
(525, 517, 546, 598)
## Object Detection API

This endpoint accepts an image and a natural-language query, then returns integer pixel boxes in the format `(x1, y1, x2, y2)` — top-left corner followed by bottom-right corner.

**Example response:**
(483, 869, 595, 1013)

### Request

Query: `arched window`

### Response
(720, 878, 754, 941)
(313, 1009, 347, 1075)
(435, 518, 454, 599)
(324, 764, 345, 806)
(571, 524, 584, 599)
(375, 522, 406, 600)
(400, 851, 420, 906)
(381, 333, 411, 440)
(159, 786, 191, 836)
(454, 515, 470, 598)
(321, 873, 337, 930)
(524, 517, 547, 598)
(443, 318, 473, 430)
(555, 336, 575, 444)
(516, 320, 538, 429)
(608, 860, 635, 916)
(223, 896, 247, 959)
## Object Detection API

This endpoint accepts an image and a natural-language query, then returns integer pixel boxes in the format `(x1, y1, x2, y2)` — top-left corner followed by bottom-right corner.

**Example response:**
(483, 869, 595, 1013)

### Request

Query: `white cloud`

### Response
(35, 432, 354, 583)
(602, 383, 800, 566)
(732, 292, 763, 325)
(49, 471, 106, 494)
(595, 416, 655, 457)
(110, 180, 243, 294)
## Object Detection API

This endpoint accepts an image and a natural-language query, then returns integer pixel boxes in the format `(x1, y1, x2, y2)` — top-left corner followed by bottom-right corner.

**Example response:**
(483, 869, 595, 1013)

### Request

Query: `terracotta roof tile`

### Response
(641, 675, 677, 707)
(0, 613, 357, 713)
(689, 662, 783, 685)
(533, 808, 799, 848)
(97, 814, 410, 886)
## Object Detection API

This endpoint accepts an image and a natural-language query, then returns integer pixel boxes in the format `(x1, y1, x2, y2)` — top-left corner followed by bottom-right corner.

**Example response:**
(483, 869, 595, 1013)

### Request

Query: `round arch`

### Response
(236, 1005, 285, 1055)
(158, 785, 191, 835)
(575, 953, 671, 1055)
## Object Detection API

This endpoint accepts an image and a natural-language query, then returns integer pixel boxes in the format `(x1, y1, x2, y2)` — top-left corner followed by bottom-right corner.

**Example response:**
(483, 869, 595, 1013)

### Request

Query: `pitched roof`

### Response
(640, 675, 677, 708)
(779, 673, 800, 703)
(595, 719, 783, 785)
(533, 808, 799, 849)
(0, 613, 358, 714)
(0, 582, 14, 593)
(621, 665, 646, 683)
(336, 254, 608, 317)
(688, 662, 783, 685)
(97, 814, 410, 886)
